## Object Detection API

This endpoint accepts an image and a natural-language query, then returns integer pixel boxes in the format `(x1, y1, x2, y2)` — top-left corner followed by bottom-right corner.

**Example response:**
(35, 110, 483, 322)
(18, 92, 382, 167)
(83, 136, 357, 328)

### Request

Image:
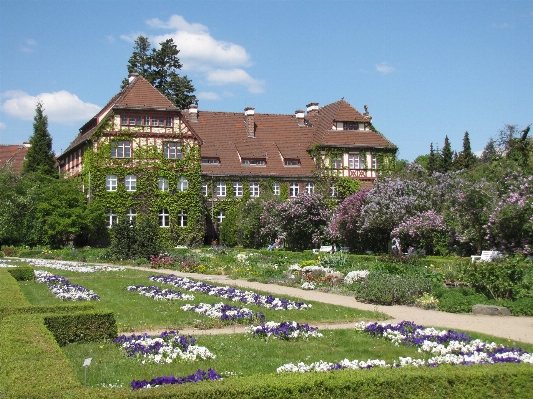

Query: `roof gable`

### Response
(114, 75, 177, 110)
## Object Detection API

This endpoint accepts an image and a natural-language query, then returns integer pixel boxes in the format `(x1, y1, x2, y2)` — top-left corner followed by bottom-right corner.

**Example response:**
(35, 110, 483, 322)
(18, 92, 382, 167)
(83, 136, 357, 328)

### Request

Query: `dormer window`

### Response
(284, 159, 299, 166)
(202, 158, 220, 164)
(343, 122, 359, 131)
(242, 159, 265, 166)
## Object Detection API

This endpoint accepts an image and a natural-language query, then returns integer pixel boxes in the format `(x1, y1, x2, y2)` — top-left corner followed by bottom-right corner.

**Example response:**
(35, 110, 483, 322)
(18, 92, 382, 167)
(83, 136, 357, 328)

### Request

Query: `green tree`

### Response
(23, 101, 57, 178)
(454, 131, 477, 170)
(480, 138, 498, 164)
(440, 136, 453, 173)
(0, 170, 28, 247)
(123, 36, 198, 109)
(427, 143, 438, 173)
(335, 176, 361, 201)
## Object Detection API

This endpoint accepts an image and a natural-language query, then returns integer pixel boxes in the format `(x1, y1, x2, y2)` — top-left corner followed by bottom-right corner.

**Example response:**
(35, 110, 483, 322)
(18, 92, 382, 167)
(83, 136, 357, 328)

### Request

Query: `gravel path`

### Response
(128, 267, 533, 344)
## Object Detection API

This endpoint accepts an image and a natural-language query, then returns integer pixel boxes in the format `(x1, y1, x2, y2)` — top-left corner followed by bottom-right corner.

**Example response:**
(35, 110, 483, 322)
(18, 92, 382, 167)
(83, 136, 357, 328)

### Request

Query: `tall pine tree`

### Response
(122, 36, 198, 109)
(440, 135, 453, 173)
(454, 131, 476, 170)
(23, 101, 57, 178)
(427, 143, 438, 173)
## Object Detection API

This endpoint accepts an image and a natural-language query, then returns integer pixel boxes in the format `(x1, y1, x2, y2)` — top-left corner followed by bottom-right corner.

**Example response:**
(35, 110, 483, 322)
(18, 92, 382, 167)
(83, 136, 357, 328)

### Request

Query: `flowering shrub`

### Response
(131, 368, 221, 390)
(126, 285, 195, 301)
(414, 292, 439, 309)
(180, 302, 265, 323)
(391, 210, 449, 255)
(327, 189, 369, 251)
(344, 270, 369, 285)
(277, 321, 533, 373)
(245, 321, 323, 340)
(150, 254, 201, 272)
(301, 282, 316, 290)
(150, 275, 312, 310)
(114, 331, 215, 364)
(34, 270, 100, 301)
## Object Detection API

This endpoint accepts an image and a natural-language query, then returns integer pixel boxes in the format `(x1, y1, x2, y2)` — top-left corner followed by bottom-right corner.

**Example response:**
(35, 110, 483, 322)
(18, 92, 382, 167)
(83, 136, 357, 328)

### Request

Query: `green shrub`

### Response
(0, 268, 32, 309)
(0, 303, 95, 320)
(489, 297, 533, 316)
(434, 287, 488, 313)
(460, 255, 532, 300)
(44, 310, 118, 346)
(353, 270, 433, 305)
(1, 246, 19, 257)
(7, 266, 35, 281)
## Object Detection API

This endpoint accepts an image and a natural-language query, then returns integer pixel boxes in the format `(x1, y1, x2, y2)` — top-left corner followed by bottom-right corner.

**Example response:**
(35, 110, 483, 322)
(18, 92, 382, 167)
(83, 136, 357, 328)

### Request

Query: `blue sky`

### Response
(1, 0, 531, 161)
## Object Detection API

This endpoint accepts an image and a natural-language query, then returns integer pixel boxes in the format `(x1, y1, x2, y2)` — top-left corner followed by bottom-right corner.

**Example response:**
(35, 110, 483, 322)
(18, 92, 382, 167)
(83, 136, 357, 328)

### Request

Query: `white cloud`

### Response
(122, 15, 262, 96)
(197, 92, 221, 101)
(207, 69, 265, 94)
(0, 90, 100, 124)
(376, 62, 395, 75)
(21, 39, 37, 53)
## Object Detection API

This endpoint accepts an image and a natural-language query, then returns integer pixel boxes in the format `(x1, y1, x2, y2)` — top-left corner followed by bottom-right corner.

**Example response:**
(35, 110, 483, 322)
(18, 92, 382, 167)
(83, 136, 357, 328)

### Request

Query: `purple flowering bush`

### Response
(391, 210, 449, 255)
(131, 368, 221, 390)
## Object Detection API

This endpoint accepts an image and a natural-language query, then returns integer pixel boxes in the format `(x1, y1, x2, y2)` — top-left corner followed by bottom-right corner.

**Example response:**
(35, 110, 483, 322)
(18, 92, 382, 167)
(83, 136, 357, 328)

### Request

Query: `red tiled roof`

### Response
(0, 144, 29, 174)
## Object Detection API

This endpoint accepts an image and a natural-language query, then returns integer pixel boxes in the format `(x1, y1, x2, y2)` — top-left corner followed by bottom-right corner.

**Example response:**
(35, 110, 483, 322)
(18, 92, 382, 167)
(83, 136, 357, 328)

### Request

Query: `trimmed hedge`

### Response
(0, 268, 32, 308)
(0, 314, 84, 399)
(44, 310, 118, 346)
(0, 303, 95, 321)
(7, 266, 35, 281)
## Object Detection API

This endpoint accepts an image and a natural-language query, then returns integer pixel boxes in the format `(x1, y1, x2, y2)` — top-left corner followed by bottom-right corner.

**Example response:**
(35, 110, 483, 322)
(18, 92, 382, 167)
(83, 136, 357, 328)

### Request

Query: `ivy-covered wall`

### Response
(81, 113, 205, 246)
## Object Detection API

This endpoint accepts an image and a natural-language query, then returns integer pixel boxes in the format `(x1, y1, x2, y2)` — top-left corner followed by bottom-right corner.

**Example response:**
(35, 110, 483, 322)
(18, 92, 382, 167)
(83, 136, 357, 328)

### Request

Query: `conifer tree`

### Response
(440, 136, 453, 173)
(427, 143, 438, 173)
(23, 101, 57, 178)
(454, 131, 476, 170)
(122, 36, 198, 109)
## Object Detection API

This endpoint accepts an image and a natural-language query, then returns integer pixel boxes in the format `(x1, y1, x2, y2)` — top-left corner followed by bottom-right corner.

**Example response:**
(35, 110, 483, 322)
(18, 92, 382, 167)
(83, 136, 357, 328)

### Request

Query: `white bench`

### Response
(471, 250, 502, 263)
(313, 246, 333, 254)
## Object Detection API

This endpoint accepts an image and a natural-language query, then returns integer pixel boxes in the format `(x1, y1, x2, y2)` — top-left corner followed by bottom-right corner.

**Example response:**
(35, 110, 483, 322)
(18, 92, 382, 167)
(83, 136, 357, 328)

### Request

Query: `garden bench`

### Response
(312, 246, 333, 254)
(470, 250, 502, 263)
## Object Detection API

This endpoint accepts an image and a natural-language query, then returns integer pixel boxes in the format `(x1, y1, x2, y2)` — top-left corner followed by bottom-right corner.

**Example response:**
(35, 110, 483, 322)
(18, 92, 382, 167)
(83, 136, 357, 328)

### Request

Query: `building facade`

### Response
(58, 73, 396, 245)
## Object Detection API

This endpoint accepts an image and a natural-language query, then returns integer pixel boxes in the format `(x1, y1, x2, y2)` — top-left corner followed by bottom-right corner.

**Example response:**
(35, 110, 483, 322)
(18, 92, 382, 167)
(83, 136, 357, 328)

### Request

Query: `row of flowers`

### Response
(276, 321, 533, 373)
(114, 331, 216, 364)
(34, 270, 100, 301)
(245, 321, 323, 341)
(180, 302, 265, 323)
(149, 274, 312, 310)
(131, 368, 222, 390)
(23, 258, 124, 273)
(127, 285, 195, 301)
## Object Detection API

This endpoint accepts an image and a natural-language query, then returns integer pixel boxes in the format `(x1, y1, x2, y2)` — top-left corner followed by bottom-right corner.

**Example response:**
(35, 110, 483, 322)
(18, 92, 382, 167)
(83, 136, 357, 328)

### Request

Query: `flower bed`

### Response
(126, 285, 195, 301)
(149, 275, 311, 310)
(131, 368, 221, 390)
(114, 331, 215, 364)
(277, 321, 533, 373)
(23, 258, 124, 272)
(245, 321, 323, 340)
(34, 270, 100, 301)
(180, 302, 265, 323)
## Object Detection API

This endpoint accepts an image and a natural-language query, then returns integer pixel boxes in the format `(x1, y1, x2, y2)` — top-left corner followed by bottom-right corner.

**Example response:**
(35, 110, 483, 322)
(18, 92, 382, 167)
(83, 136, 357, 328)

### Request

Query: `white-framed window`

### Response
(216, 181, 226, 197)
(177, 176, 188, 192)
(166, 117, 173, 127)
(284, 159, 299, 166)
(163, 141, 182, 159)
(242, 159, 265, 166)
(371, 154, 378, 169)
(332, 156, 342, 169)
(126, 209, 136, 224)
(177, 210, 187, 227)
(201, 158, 220, 164)
(111, 141, 131, 158)
(343, 121, 359, 130)
(159, 177, 169, 192)
(330, 185, 337, 197)
(106, 209, 118, 228)
(273, 182, 280, 196)
(217, 210, 226, 224)
(106, 175, 117, 191)
(233, 182, 243, 197)
(125, 175, 137, 191)
(305, 182, 314, 194)
(349, 153, 365, 169)
(121, 116, 142, 126)
(250, 182, 260, 197)
(201, 182, 208, 196)
(289, 182, 299, 198)
(159, 209, 170, 227)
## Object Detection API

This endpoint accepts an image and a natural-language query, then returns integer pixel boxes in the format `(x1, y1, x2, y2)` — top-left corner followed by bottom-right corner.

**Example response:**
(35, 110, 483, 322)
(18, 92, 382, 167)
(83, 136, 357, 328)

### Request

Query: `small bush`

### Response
(1, 246, 18, 257)
(434, 287, 488, 313)
(353, 271, 433, 305)
(489, 297, 533, 316)
(7, 266, 34, 281)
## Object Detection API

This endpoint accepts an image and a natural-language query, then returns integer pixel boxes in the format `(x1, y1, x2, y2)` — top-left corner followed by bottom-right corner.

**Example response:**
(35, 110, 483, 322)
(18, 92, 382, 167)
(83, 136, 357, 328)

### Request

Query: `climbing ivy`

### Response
(81, 113, 205, 247)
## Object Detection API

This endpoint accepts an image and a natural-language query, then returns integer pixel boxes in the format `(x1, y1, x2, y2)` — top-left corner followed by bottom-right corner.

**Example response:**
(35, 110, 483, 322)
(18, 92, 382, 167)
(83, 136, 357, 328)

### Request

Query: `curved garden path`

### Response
(129, 267, 533, 345)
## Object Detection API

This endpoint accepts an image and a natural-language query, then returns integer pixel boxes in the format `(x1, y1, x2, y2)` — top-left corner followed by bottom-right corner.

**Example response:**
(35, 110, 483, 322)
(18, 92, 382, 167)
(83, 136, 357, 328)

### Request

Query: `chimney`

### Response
(295, 109, 305, 126)
(306, 102, 319, 117)
(244, 107, 255, 138)
(363, 104, 372, 122)
(128, 72, 139, 83)
(189, 104, 198, 122)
